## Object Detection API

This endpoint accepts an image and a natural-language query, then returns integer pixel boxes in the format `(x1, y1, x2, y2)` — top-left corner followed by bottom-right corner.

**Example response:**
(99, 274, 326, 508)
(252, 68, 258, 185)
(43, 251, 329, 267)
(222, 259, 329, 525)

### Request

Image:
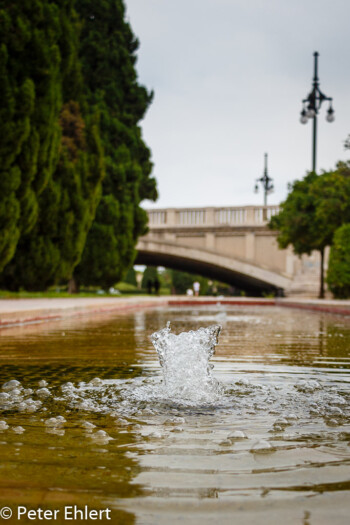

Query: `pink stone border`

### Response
(1, 296, 350, 329)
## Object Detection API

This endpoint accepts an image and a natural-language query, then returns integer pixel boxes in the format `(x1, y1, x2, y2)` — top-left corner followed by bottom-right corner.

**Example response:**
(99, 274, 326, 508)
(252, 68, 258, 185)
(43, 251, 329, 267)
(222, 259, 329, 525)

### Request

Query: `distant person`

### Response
(186, 288, 194, 296)
(154, 278, 160, 296)
(193, 281, 200, 296)
(146, 279, 153, 295)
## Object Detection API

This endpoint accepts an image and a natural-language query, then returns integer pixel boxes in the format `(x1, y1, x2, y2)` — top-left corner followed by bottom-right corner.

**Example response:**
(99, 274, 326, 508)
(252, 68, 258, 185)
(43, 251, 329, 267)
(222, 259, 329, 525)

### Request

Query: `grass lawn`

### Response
(0, 284, 171, 299)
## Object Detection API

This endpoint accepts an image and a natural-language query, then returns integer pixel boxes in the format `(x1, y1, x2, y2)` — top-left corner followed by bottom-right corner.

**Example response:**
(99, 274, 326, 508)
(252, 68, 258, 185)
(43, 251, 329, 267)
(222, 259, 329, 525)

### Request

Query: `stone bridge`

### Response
(136, 206, 321, 296)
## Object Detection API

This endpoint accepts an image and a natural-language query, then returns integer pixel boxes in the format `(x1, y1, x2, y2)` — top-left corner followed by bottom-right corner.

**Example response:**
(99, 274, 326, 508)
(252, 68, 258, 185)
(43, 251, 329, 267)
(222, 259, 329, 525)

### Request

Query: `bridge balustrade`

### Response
(178, 210, 206, 225)
(148, 211, 167, 225)
(147, 206, 280, 228)
(215, 208, 246, 225)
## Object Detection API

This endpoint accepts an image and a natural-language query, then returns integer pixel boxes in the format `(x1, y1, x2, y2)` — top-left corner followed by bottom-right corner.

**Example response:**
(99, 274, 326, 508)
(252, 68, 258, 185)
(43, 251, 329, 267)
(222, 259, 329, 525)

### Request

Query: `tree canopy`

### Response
(269, 163, 350, 298)
(141, 266, 159, 291)
(327, 224, 350, 298)
(0, 0, 63, 272)
(0, 0, 156, 291)
(0, 0, 105, 291)
(73, 0, 157, 290)
(171, 270, 209, 295)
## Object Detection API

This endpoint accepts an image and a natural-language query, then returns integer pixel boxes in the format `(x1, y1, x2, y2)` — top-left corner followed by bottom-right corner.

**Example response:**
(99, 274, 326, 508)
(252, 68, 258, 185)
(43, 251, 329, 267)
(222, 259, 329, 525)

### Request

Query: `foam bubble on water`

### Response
(220, 439, 232, 446)
(274, 417, 289, 427)
(89, 378, 103, 387)
(272, 425, 283, 433)
(164, 416, 186, 425)
(117, 418, 129, 426)
(0, 420, 9, 430)
(45, 418, 58, 427)
(61, 382, 75, 392)
(250, 440, 273, 453)
(95, 430, 108, 437)
(81, 421, 96, 430)
(12, 426, 25, 434)
(235, 378, 250, 387)
(23, 389, 33, 396)
(9, 388, 22, 397)
(295, 380, 321, 393)
(46, 427, 65, 436)
(325, 394, 346, 406)
(90, 430, 112, 445)
(170, 427, 184, 433)
(77, 400, 97, 411)
(227, 430, 247, 440)
(327, 419, 339, 427)
(2, 380, 21, 392)
(45, 417, 65, 428)
(150, 322, 222, 404)
(150, 430, 163, 438)
(36, 388, 51, 398)
(325, 406, 343, 417)
(0, 393, 10, 402)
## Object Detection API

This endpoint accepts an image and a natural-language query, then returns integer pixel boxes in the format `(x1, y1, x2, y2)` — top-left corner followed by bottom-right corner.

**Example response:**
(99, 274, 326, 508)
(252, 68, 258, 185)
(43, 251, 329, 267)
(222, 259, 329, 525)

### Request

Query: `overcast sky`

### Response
(125, 0, 350, 209)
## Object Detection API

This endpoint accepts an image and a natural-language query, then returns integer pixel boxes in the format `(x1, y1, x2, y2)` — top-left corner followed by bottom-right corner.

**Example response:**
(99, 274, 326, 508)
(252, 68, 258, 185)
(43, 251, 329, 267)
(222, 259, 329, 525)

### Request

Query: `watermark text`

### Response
(0, 506, 111, 521)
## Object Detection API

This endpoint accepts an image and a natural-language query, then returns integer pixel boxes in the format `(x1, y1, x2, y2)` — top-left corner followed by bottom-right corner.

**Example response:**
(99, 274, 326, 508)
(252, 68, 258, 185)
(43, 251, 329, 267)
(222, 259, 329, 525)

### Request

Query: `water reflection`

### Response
(0, 305, 349, 523)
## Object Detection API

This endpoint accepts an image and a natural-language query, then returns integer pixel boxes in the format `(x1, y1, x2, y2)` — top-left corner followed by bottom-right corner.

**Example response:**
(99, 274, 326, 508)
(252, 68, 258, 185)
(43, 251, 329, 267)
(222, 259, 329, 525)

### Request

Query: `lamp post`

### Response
(255, 153, 274, 206)
(300, 52, 335, 173)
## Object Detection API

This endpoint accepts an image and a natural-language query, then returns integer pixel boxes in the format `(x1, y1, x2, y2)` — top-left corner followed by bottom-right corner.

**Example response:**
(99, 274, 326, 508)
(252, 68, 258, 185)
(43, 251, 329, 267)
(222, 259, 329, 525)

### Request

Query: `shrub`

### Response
(327, 223, 350, 298)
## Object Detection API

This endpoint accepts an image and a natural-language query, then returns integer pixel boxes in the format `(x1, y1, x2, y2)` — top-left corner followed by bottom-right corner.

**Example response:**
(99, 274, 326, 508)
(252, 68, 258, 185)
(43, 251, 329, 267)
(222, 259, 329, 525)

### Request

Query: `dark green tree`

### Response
(4, 103, 104, 291)
(269, 164, 350, 298)
(327, 224, 350, 298)
(0, 0, 63, 271)
(124, 267, 137, 286)
(171, 270, 209, 295)
(141, 266, 158, 292)
(74, 0, 157, 289)
(1, 2, 105, 291)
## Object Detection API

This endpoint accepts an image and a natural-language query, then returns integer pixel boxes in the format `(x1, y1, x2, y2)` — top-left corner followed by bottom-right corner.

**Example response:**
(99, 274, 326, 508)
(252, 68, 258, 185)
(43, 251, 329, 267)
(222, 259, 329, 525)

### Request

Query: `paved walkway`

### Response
(0, 296, 350, 328)
(0, 297, 168, 327)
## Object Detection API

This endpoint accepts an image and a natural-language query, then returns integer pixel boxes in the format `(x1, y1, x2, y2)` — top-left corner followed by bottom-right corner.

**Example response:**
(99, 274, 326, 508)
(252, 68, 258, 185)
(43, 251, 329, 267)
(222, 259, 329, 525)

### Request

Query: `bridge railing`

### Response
(147, 206, 280, 228)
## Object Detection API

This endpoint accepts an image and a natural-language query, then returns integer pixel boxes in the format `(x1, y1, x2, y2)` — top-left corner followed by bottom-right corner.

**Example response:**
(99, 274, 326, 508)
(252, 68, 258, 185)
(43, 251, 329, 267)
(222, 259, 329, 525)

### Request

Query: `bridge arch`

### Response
(136, 239, 292, 294)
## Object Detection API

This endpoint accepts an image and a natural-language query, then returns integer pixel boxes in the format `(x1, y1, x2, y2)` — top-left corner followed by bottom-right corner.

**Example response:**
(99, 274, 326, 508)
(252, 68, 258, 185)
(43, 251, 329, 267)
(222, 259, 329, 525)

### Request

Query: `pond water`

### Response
(0, 305, 350, 524)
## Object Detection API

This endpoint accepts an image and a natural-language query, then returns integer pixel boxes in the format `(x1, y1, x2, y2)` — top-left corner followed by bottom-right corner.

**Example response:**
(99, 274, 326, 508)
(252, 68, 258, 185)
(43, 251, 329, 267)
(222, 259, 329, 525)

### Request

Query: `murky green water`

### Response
(0, 305, 350, 524)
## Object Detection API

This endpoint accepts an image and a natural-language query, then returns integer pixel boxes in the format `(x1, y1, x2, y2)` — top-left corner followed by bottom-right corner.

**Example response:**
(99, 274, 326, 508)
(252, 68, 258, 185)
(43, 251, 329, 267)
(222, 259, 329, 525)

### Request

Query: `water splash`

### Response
(150, 322, 222, 403)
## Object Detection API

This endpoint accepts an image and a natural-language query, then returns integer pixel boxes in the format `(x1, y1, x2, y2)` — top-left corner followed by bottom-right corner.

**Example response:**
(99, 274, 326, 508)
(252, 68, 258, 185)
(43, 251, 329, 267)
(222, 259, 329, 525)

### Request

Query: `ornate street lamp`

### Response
(300, 52, 335, 173)
(255, 153, 274, 206)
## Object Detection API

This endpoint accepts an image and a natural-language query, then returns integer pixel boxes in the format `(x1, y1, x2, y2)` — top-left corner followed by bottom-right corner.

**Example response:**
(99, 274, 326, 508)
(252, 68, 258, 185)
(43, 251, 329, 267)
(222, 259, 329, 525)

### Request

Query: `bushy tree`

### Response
(3, 104, 104, 290)
(141, 266, 158, 291)
(0, 0, 63, 271)
(171, 270, 209, 295)
(1, 2, 105, 291)
(124, 267, 137, 286)
(0, 0, 156, 291)
(311, 163, 350, 239)
(269, 165, 350, 298)
(74, 0, 157, 289)
(327, 224, 350, 298)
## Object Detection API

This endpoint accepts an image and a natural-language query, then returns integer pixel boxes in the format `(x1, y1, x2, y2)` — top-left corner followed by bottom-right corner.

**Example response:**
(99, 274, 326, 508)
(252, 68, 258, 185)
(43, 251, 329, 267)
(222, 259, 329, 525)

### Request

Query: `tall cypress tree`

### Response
(73, 0, 157, 290)
(1, 0, 155, 291)
(1, 1, 105, 290)
(0, 0, 62, 272)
